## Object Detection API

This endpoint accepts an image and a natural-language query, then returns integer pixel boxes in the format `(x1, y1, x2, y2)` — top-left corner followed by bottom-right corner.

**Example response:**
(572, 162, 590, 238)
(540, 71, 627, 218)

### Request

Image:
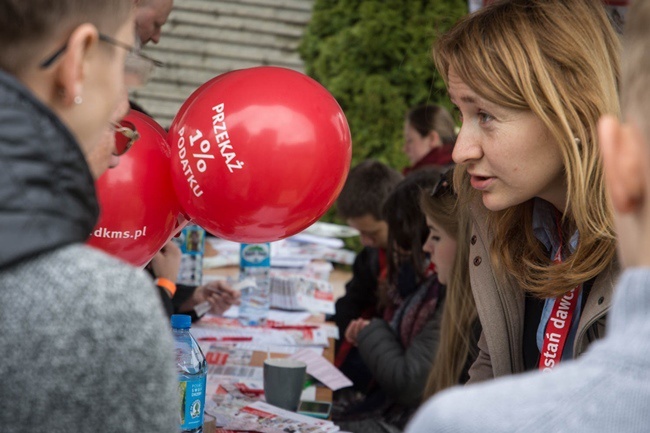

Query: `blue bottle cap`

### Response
(171, 314, 192, 329)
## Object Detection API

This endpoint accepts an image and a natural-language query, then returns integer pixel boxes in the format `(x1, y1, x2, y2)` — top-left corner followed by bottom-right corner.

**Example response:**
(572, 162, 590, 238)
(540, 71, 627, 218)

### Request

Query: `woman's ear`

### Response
(427, 130, 442, 148)
(598, 114, 645, 214)
(54, 24, 99, 106)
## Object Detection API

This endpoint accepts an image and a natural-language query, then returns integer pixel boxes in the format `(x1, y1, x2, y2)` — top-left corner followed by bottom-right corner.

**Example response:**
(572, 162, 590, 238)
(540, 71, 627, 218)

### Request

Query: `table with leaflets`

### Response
(196, 223, 358, 432)
(195, 270, 352, 433)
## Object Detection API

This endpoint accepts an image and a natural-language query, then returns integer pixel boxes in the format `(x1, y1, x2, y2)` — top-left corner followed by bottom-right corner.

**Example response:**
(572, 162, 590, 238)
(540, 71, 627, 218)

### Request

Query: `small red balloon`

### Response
(88, 110, 187, 266)
(168, 66, 352, 242)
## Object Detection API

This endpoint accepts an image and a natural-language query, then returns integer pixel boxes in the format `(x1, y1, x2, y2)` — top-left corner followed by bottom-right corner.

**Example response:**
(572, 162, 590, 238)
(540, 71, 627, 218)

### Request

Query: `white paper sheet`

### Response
(290, 349, 352, 391)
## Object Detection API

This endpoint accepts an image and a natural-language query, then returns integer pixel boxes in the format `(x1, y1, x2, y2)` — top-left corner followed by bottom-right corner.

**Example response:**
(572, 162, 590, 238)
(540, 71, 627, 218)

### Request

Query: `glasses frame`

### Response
(39, 33, 164, 84)
(111, 121, 140, 156)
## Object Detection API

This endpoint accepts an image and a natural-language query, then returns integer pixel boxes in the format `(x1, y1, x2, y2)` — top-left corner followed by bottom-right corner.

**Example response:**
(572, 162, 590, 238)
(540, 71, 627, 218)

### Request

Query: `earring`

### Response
(574, 137, 581, 145)
(74, 95, 83, 105)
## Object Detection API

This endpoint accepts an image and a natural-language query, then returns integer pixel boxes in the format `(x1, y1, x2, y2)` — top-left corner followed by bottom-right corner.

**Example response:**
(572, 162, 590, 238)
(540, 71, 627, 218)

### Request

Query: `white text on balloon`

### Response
(176, 126, 204, 197)
(211, 103, 245, 173)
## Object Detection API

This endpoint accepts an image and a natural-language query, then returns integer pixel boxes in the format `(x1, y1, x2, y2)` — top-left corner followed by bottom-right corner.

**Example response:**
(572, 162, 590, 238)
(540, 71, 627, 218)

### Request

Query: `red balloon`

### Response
(88, 110, 187, 266)
(168, 66, 352, 243)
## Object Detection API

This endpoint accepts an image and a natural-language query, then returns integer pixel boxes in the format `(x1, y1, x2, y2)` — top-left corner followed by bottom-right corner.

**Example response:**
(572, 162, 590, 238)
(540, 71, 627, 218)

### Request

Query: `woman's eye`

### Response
(430, 235, 441, 242)
(478, 111, 493, 123)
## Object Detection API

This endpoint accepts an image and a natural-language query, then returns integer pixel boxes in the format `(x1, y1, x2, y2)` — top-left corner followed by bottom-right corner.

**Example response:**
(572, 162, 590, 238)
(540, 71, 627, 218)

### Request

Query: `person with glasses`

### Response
(419, 171, 480, 398)
(0, 1, 178, 432)
(335, 168, 446, 433)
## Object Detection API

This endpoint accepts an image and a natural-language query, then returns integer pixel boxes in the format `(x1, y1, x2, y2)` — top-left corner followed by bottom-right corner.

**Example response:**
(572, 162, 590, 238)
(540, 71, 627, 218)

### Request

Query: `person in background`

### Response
(407, 1, 650, 431)
(152, 239, 240, 319)
(128, 0, 172, 112)
(335, 168, 445, 433)
(333, 159, 404, 340)
(438, 0, 620, 383)
(402, 104, 456, 175)
(419, 170, 480, 398)
(135, 0, 173, 46)
(0, 1, 178, 431)
(332, 160, 403, 390)
(133, 0, 239, 317)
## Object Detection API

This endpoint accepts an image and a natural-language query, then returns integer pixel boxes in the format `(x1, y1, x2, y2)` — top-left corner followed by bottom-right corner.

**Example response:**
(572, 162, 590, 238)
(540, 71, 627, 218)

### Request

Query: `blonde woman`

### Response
(408, 1, 650, 431)
(437, 0, 620, 382)
(419, 171, 480, 397)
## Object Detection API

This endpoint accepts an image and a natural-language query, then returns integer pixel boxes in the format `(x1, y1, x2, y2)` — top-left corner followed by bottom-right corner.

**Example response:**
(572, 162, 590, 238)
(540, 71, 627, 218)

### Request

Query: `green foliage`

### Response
(300, 0, 467, 170)
(301, 0, 466, 253)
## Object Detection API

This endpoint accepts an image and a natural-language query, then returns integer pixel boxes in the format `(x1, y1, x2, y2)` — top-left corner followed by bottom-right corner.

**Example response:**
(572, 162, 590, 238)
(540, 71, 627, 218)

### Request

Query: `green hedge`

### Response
(300, 0, 467, 170)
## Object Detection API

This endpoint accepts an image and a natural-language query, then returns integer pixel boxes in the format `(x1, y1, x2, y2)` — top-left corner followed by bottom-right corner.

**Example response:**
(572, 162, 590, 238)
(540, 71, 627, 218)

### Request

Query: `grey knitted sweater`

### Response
(406, 268, 650, 433)
(0, 69, 178, 431)
(0, 245, 179, 432)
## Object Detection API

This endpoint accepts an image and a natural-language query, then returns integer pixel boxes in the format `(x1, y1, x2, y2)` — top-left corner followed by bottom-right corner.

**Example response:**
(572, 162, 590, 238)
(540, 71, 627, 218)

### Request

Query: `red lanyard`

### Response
(538, 217, 581, 372)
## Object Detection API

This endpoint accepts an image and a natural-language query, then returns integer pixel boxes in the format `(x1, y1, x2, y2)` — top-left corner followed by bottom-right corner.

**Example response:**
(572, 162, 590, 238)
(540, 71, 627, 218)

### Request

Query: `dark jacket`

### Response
(0, 69, 178, 432)
(0, 72, 98, 269)
(357, 277, 445, 408)
(334, 247, 382, 340)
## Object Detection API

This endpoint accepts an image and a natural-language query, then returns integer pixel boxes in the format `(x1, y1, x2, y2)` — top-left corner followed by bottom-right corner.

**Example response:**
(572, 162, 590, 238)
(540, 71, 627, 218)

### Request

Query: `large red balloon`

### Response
(168, 66, 352, 243)
(88, 110, 187, 266)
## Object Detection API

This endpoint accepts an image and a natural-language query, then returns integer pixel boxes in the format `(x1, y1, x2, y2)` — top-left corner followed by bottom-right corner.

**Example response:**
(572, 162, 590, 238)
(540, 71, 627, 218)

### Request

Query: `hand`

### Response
(345, 318, 370, 346)
(179, 280, 241, 316)
(150, 241, 182, 283)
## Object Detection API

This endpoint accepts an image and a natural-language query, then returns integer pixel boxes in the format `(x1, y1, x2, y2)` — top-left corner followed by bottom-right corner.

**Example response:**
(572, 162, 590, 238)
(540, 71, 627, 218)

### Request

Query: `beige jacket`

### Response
(466, 200, 619, 383)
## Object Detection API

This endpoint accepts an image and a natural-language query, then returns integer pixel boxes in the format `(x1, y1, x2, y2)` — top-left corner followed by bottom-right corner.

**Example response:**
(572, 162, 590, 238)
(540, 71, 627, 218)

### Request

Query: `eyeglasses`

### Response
(430, 170, 454, 198)
(111, 120, 139, 156)
(39, 33, 164, 88)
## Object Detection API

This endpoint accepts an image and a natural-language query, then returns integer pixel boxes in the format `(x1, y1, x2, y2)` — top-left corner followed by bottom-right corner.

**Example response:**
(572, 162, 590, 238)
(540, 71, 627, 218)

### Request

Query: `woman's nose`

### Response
(452, 127, 483, 165)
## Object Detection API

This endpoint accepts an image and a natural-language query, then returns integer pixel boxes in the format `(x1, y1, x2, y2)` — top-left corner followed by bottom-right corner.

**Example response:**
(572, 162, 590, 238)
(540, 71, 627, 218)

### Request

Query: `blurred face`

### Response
(347, 214, 389, 249)
(403, 121, 435, 165)
(448, 67, 566, 211)
(86, 96, 130, 178)
(135, 0, 173, 45)
(422, 216, 457, 285)
(80, 21, 134, 178)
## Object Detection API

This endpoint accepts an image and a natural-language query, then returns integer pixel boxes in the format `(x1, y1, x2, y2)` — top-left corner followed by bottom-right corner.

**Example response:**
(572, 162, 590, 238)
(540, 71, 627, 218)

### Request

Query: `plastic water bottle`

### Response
(238, 242, 271, 326)
(171, 314, 207, 433)
(173, 224, 206, 287)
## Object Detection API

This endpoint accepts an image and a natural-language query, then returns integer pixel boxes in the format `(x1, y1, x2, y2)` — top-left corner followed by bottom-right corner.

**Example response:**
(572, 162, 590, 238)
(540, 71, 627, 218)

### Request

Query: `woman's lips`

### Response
(469, 175, 494, 191)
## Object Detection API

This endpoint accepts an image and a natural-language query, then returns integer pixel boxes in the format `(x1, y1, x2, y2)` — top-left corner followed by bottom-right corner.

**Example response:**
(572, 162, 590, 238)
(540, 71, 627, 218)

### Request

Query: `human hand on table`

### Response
(150, 240, 182, 284)
(345, 318, 370, 346)
(180, 280, 241, 316)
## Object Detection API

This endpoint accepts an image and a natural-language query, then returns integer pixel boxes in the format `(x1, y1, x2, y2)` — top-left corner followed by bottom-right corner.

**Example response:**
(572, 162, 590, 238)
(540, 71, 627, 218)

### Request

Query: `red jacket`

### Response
(403, 144, 454, 175)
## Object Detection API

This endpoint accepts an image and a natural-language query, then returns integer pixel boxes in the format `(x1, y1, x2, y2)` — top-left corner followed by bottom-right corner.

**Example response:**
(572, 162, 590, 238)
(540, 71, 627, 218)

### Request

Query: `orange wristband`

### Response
(156, 277, 177, 298)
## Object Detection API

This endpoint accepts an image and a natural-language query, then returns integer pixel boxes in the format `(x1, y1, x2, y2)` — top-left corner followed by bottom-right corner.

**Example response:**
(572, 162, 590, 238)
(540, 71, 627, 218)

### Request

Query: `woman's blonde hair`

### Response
(434, 0, 620, 297)
(420, 173, 477, 397)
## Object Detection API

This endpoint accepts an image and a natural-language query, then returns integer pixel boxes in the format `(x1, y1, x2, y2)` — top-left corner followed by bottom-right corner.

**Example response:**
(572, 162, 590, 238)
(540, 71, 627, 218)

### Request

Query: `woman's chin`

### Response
(481, 192, 514, 212)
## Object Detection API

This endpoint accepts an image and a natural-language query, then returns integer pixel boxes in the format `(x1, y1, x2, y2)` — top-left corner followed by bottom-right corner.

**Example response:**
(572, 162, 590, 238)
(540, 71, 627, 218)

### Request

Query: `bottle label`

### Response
(178, 375, 206, 430)
(173, 225, 206, 287)
(240, 243, 271, 270)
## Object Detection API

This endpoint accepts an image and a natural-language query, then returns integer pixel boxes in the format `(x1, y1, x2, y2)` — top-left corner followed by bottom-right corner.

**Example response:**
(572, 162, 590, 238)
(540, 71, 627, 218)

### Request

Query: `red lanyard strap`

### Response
(538, 215, 580, 371)
(538, 285, 580, 371)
